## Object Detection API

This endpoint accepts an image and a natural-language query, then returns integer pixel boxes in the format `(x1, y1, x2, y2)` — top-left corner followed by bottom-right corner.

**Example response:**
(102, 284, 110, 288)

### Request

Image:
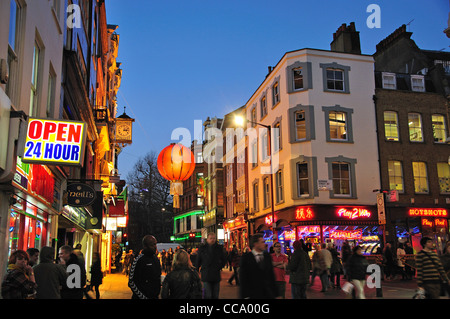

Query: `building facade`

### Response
(373, 25, 450, 254)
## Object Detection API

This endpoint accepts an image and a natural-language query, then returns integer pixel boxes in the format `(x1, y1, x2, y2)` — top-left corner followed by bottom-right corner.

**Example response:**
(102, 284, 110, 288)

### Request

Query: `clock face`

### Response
(90, 217, 98, 225)
(117, 123, 131, 139)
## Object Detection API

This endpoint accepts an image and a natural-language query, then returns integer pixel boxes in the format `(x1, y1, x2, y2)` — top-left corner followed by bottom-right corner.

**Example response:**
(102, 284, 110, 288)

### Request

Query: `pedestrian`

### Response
(27, 248, 39, 267)
(33, 246, 67, 299)
(123, 249, 134, 277)
(346, 245, 369, 299)
(415, 237, 449, 299)
(271, 242, 288, 298)
(161, 249, 202, 299)
(128, 235, 162, 299)
(196, 232, 227, 299)
(190, 248, 198, 268)
(310, 244, 321, 285)
(288, 240, 311, 299)
(316, 243, 332, 292)
(441, 242, 450, 297)
(396, 243, 407, 280)
(239, 233, 280, 299)
(228, 245, 241, 286)
(404, 242, 414, 280)
(58, 245, 86, 299)
(328, 242, 343, 289)
(1, 250, 37, 299)
(90, 252, 103, 299)
(341, 240, 352, 279)
(383, 242, 396, 280)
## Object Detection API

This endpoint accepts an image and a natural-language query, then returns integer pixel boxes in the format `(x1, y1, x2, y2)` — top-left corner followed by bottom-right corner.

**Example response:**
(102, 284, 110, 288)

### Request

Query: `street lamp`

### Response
(234, 115, 277, 243)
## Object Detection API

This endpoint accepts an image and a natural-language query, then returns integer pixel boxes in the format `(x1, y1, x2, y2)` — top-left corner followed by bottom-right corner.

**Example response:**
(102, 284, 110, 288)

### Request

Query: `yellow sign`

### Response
(22, 118, 87, 166)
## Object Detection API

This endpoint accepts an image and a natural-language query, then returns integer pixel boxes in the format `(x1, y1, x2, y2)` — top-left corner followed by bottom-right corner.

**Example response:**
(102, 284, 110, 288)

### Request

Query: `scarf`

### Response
(7, 264, 29, 280)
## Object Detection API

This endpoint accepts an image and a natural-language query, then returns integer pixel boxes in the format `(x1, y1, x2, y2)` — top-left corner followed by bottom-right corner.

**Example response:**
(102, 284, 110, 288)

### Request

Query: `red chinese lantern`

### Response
(157, 143, 195, 208)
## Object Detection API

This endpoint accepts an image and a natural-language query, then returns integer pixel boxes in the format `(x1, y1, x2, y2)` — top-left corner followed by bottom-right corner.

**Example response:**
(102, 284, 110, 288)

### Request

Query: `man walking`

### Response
(415, 237, 449, 299)
(288, 240, 311, 299)
(128, 235, 161, 299)
(196, 232, 227, 299)
(239, 234, 279, 299)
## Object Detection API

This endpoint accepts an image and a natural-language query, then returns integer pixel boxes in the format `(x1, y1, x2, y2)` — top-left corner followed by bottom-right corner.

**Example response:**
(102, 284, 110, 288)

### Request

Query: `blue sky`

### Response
(105, 0, 449, 180)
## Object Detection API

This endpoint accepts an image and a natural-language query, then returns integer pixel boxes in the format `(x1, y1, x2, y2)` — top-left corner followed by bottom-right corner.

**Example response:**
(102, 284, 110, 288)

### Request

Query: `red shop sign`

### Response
(408, 208, 448, 217)
(295, 207, 314, 220)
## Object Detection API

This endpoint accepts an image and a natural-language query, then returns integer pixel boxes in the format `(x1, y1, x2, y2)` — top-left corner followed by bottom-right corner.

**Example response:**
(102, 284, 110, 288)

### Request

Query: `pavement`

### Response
(91, 268, 445, 300)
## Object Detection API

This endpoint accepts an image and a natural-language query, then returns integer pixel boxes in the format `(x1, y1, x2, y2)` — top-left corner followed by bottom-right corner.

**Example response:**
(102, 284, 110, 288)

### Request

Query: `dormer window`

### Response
(411, 75, 425, 92)
(382, 72, 396, 90)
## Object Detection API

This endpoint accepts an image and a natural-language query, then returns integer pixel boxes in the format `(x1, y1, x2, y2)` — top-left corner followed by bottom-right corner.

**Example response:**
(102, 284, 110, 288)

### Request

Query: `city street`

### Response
(95, 268, 428, 300)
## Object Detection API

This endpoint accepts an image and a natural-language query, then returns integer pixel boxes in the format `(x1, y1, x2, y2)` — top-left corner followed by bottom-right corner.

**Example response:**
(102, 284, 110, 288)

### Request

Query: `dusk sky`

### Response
(105, 0, 449, 180)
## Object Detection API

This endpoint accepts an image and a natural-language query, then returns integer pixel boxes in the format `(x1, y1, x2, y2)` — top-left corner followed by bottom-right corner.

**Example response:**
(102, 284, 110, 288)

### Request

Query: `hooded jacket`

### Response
(33, 246, 68, 299)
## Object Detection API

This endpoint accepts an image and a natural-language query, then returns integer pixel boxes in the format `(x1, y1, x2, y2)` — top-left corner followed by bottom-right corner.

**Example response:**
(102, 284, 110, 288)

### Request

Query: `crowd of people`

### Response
(126, 233, 450, 300)
(2, 234, 450, 299)
(1, 244, 103, 299)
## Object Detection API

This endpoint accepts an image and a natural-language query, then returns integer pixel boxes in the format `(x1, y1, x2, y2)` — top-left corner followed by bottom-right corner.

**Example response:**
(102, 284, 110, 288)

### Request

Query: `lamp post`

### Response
(234, 115, 277, 243)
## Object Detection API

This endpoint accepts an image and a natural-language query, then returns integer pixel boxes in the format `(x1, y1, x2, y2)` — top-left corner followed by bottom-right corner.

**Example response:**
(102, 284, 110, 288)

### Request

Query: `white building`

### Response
(244, 23, 381, 253)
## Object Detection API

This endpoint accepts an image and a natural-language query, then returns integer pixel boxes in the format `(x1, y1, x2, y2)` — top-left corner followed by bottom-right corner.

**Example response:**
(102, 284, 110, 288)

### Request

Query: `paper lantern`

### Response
(157, 143, 195, 208)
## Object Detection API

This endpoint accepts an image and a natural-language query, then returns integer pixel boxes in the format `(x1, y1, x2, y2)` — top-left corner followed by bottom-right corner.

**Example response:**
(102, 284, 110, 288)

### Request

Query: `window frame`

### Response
(323, 105, 354, 143)
(437, 162, 450, 194)
(387, 160, 404, 193)
(410, 75, 425, 92)
(289, 104, 315, 143)
(290, 155, 318, 200)
(325, 156, 357, 199)
(408, 113, 424, 143)
(320, 62, 351, 94)
(275, 169, 284, 204)
(286, 61, 313, 93)
(383, 111, 400, 142)
(412, 161, 429, 194)
(252, 180, 259, 213)
(382, 72, 397, 90)
(263, 176, 271, 209)
(431, 114, 447, 143)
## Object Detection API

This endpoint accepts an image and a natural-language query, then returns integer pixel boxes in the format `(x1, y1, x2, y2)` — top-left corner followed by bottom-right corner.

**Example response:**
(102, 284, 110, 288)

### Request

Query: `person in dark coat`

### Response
(239, 234, 280, 299)
(347, 245, 369, 299)
(383, 242, 396, 280)
(196, 232, 227, 299)
(58, 245, 86, 299)
(161, 249, 202, 299)
(128, 235, 162, 299)
(227, 245, 241, 285)
(288, 240, 311, 299)
(33, 246, 67, 299)
(89, 252, 103, 299)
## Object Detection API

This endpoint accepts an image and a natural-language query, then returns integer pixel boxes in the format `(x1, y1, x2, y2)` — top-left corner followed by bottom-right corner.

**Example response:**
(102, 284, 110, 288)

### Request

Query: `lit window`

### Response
(326, 69, 344, 91)
(408, 113, 423, 142)
(437, 163, 450, 194)
(412, 162, 428, 193)
(432, 114, 447, 143)
(384, 111, 399, 141)
(388, 161, 404, 192)
(297, 163, 309, 196)
(329, 111, 347, 140)
(332, 162, 350, 196)
(382, 72, 396, 90)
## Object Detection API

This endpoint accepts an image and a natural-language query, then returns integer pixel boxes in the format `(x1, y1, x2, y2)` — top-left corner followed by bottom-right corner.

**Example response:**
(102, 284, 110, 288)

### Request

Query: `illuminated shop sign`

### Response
(422, 218, 448, 229)
(22, 118, 86, 166)
(295, 207, 314, 220)
(265, 215, 275, 225)
(408, 208, 448, 217)
(297, 226, 320, 233)
(330, 230, 362, 240)
(337, 207, 372, 220)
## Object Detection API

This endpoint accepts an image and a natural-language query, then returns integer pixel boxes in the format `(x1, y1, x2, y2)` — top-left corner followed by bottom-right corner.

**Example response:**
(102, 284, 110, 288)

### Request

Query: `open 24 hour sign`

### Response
(22, 118, 87, 166)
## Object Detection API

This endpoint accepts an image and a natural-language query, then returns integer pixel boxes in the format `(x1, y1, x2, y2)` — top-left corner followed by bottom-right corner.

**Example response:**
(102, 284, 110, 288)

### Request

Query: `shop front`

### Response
(223, 215, 249, 252)
(253, 204, 380, 256)
(387, 207, 449, 254)
(8, 159, 63, 258)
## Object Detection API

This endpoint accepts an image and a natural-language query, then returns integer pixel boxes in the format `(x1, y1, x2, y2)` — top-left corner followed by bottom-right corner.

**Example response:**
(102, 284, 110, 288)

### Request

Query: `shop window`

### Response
(412, 161, 429, 193)
(437, 162, 450, 194)
(432, 114, 447, 143)
(387, 161, 404, 193)
(408, 113, 423, 142)
(384, 111, 399, 141)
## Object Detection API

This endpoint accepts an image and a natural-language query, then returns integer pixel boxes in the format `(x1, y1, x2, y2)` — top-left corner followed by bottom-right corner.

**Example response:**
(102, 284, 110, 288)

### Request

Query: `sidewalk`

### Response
(93, 268, 427, 299)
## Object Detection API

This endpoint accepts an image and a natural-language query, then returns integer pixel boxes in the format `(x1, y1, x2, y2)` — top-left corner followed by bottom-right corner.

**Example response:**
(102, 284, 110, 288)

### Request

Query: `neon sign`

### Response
(337, 207, 372, 220)
(297, 226, 320, 233)
(408, 208, 448, 217)
(330, 230, 362, 240)
(422, 218, 433, 228)
(295, 207, 314, 220)
(22, 118, 86, 166)
(265, 215, 276, 225)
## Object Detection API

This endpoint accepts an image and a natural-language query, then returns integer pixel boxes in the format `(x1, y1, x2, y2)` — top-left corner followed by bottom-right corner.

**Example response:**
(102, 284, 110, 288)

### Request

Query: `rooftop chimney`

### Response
(330, 22, 361, 54)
